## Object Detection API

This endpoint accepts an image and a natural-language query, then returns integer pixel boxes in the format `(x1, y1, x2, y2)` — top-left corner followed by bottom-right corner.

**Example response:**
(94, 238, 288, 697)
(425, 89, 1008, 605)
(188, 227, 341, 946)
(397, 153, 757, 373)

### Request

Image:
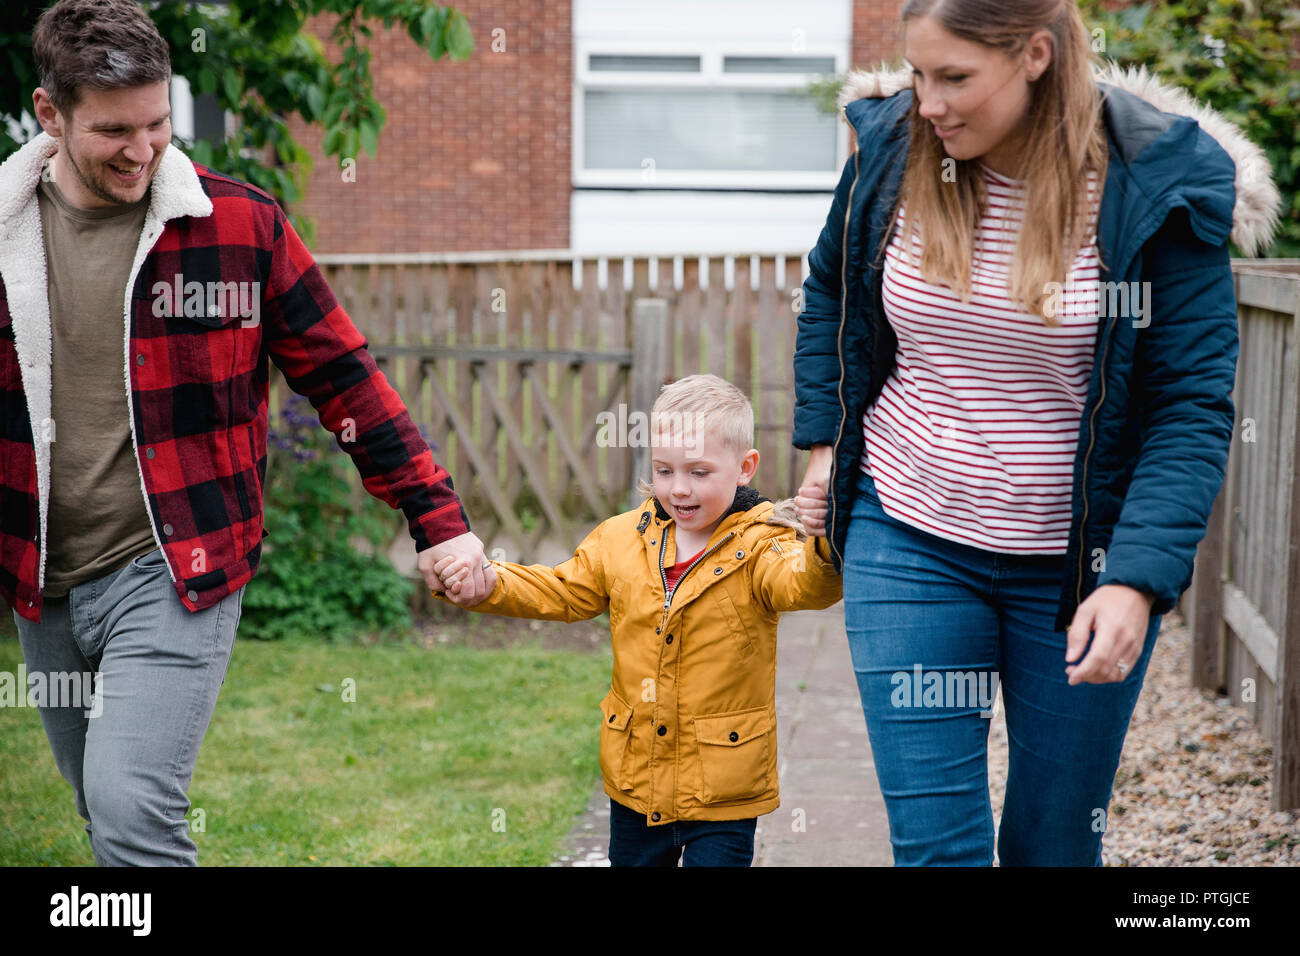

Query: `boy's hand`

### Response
(795, 483, 829, 538)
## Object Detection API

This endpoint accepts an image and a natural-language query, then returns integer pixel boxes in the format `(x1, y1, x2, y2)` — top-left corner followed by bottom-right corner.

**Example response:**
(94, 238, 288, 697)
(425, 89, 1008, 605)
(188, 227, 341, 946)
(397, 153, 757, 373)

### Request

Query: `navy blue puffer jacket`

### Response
(793, 64, 1281, 631)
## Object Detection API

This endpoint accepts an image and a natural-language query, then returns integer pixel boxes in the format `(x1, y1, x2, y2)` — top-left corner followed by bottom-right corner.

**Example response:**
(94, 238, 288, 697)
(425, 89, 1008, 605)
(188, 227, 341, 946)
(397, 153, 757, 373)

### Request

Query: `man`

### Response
(0, 0, 493, 865)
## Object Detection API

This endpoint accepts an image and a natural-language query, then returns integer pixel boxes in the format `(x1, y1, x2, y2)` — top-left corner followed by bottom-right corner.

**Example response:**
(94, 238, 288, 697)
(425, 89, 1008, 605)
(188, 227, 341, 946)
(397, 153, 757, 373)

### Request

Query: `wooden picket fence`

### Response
(266, 250, 811, 561)
(1183, 261, 1300, 810)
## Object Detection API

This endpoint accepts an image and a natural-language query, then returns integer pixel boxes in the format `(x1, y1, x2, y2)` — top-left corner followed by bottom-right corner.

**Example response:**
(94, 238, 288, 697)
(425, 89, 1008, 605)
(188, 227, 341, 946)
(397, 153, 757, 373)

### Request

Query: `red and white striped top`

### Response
(861, 163, 1100, 554)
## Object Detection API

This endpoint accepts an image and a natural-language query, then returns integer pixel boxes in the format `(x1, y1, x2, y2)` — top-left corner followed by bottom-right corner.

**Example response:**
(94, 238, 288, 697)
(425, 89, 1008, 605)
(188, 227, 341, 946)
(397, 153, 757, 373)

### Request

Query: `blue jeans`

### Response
(843, 467, 1160, 866)
(607, 798, 757, 866)
(13, 548, 243, 866)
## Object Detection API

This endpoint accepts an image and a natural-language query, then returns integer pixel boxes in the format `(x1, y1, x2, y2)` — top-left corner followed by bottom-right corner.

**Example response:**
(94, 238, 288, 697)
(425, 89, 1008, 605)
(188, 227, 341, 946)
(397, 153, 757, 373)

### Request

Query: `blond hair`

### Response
(890, 0, 1109, 323)
(650, 374, 755, 458)
(634, 375, 756, 501)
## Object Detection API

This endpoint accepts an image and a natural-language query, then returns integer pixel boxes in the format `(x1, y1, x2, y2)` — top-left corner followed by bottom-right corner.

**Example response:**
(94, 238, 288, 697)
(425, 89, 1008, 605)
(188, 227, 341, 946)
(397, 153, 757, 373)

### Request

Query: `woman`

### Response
(792, 0, 1279, 865)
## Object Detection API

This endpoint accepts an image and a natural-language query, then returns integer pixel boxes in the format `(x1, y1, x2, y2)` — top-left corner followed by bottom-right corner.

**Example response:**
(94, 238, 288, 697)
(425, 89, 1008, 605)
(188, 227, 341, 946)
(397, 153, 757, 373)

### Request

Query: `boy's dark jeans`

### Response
(608, 798, 757, 866)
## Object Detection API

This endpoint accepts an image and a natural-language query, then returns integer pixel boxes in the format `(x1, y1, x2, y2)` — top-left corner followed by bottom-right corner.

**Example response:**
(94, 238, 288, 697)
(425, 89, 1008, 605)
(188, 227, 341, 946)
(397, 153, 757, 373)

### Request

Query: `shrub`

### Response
(239, 394, 418, 641)
(1078, 1, 1296, 254)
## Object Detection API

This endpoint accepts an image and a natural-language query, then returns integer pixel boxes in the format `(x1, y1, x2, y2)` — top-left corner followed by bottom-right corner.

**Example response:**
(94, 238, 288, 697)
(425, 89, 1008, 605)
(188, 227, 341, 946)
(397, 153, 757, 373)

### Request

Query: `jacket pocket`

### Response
(695, 707, 774, 804)
(146, 288, 257, 395)
(598, 687, 634, 792)
(128, 547, 170, 574)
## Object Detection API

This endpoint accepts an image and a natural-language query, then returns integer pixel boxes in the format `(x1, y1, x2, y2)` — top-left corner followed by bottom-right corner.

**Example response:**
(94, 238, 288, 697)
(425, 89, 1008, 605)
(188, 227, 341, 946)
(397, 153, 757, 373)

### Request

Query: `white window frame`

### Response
(573, 38, 849, 190)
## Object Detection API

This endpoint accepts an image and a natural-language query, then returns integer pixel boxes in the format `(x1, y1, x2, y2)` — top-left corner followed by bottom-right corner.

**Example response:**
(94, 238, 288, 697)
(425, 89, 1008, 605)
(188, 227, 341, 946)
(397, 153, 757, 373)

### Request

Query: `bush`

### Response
(239, 395, 417, 641)
(807, 2, 1299, 255)
(1080, 0, 1299, 255)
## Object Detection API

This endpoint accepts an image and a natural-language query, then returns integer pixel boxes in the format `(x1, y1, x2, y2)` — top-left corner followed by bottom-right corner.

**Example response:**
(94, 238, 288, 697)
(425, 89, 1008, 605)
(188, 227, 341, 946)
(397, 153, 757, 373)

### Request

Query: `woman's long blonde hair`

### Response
(889, 0, 1108, 324)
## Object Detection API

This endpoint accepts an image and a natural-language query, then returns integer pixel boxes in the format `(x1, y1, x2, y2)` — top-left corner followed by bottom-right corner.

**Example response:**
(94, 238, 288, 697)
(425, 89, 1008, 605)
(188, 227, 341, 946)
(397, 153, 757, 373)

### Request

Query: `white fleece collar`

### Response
(0, 131, 212, 231)
(0, 132, 212, 591)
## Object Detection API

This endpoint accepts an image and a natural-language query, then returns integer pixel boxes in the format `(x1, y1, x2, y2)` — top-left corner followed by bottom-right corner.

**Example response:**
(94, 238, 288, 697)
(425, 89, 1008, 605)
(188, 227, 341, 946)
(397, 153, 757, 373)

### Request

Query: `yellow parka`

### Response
(450, 486, 842, 825)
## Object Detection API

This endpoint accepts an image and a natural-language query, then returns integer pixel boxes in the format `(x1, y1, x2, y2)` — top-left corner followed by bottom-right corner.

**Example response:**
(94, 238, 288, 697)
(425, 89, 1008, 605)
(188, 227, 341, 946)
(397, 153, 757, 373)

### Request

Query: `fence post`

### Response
(630, 298, 668, 509)
(1189, 488, 1227, 691)
(1274, 294, 1300, 810)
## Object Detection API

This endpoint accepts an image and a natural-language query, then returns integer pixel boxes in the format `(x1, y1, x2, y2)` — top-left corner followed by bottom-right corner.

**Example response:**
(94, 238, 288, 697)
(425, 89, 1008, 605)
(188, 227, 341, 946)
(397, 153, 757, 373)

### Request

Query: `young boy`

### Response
(433, 374, 842, 866)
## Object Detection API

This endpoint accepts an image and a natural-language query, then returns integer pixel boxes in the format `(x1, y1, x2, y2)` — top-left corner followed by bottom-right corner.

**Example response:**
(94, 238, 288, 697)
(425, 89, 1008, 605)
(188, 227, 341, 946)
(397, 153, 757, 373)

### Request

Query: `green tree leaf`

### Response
(360, 118, 379, 157)
(305, 84, 326, 121)
(0, 2, 472, 241)
(445, 10, 474, 60)
(221, 67, 241, 108)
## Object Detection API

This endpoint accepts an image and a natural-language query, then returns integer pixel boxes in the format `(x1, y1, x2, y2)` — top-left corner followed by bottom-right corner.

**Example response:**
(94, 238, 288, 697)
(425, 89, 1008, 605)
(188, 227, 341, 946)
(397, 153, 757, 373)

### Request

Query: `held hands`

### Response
(796, 444, 834, 538)
(1065, 584, 1156, 685)
(429, 552, 494, 607)
(795, 483, 830, 538)
(419, 531, 497, 607)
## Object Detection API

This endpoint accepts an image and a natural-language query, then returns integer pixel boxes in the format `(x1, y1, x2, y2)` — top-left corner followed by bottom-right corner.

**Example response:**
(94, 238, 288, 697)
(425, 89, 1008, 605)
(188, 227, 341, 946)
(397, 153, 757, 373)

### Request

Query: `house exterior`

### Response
(284, 0, 903, 255)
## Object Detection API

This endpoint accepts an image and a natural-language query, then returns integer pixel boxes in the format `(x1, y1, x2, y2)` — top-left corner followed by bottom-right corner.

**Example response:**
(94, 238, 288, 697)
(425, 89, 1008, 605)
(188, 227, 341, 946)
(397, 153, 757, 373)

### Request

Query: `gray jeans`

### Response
(13, 547, 243, 865)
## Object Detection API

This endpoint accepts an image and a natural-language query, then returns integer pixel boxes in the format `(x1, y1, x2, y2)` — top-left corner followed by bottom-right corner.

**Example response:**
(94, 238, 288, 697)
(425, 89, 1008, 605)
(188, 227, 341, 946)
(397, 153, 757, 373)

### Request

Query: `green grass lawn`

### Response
(0, 617, 612, 866)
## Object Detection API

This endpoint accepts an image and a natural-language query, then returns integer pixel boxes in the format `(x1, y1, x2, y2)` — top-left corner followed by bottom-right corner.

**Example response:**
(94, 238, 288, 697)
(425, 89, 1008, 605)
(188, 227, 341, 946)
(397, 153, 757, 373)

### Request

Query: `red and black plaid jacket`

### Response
(0, 135, 468, 623)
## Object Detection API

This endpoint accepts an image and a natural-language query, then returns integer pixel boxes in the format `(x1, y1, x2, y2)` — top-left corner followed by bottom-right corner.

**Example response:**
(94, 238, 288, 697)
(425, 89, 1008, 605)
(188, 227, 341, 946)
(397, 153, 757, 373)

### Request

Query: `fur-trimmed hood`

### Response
(834, 61, 1281, 256)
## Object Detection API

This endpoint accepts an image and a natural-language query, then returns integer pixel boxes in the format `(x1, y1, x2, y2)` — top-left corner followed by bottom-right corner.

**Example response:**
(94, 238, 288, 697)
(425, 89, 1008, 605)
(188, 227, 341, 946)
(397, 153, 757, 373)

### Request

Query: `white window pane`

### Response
(590, 54, 701, 72)
(584, 89, 836, 172)
(723, 55, 836, 73)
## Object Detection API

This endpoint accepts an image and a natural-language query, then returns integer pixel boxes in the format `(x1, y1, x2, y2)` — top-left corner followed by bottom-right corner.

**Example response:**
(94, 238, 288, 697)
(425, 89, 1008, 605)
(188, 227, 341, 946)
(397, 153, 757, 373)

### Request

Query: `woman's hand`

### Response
(1064, 584, 1156, 685)
(795, 484, 830, 537)
(796, 445, 834, 537)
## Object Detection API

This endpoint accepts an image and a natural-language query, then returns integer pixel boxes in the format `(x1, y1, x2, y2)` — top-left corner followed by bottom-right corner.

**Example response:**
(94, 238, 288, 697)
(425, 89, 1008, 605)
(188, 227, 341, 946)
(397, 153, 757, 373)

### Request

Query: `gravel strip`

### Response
(987, 610, 1299, 865)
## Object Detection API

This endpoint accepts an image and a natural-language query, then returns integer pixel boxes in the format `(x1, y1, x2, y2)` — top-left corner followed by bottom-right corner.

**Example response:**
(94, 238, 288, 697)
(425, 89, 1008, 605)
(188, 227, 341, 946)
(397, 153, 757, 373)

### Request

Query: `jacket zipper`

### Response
(826, 131, 862, 569)
(1076, 311, 1118, 606)
(650, 527, 734, 818)
(658, 530, 735, 629)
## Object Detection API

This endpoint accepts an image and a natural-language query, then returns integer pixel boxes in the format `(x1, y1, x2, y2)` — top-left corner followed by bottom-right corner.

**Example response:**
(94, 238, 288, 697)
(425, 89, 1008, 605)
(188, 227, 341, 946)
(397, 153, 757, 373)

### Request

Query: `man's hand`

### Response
(1065, 584, 1156, 685)
(419, 532, 497, 605)
(431, 554, 493, 607)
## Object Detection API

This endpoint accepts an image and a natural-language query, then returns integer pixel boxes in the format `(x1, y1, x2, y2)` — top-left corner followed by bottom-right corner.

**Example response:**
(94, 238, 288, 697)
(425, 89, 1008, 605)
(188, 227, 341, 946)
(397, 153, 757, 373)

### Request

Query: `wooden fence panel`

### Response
(1185, 265, 1300, 809)
(679, 258, 702, 379)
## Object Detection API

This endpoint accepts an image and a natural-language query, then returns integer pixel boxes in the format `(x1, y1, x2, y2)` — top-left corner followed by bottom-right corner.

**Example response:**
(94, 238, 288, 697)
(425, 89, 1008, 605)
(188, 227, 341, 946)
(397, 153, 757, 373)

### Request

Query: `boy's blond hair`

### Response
(650, 374, 754, 459)
(637, 374, 811, 536)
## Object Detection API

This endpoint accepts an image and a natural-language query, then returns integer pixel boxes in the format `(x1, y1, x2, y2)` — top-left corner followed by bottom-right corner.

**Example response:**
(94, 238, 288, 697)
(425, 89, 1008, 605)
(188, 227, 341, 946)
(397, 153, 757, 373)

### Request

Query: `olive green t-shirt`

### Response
(37, 172, 159, 597)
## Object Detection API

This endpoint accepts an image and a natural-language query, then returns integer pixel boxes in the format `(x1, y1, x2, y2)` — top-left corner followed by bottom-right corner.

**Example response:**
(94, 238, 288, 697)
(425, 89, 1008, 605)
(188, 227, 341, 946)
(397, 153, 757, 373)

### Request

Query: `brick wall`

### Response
(290, 1, 572, 255)
(291, 1, 906, 254)
(851, 0, 904, 71)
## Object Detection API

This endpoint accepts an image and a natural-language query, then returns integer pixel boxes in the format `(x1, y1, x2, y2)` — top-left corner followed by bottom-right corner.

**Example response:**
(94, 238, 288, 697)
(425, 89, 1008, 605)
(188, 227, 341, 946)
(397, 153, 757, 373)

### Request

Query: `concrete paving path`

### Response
(552, 602, 895, 866)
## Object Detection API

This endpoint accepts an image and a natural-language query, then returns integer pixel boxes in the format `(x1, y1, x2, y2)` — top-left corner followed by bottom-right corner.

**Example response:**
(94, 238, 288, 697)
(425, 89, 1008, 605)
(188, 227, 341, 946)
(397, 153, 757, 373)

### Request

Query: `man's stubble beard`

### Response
(60, 138, 152, 207)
